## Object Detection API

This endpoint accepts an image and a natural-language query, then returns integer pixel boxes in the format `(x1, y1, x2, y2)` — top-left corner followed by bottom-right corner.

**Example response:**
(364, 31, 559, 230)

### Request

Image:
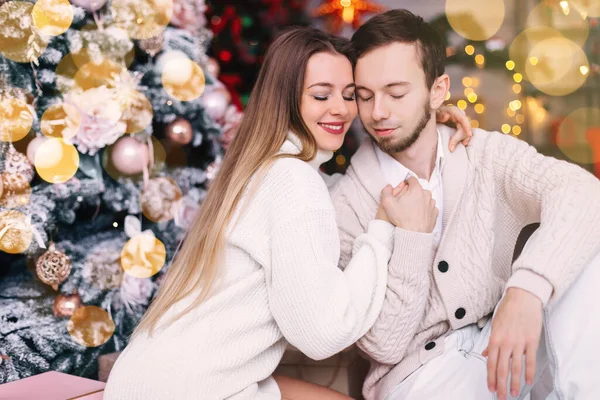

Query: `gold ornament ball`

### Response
(67, 306, 115, 347)
(166, 118, 193, 145)
(36, 243, 72, 290)
(53, 292, 83, 318)
(0, 209, 33, 254)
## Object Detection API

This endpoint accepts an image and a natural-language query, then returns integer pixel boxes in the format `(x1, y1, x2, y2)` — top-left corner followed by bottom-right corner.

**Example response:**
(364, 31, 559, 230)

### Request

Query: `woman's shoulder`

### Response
(260, 157, 333, 209)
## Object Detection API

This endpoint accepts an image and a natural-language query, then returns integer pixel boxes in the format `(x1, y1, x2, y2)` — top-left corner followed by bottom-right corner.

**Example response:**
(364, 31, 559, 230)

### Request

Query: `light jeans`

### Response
(386, 250, 600, 400)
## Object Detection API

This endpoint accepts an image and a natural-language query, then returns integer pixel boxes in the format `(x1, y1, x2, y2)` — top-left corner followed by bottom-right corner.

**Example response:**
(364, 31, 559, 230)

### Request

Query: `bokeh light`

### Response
(0, 98, 34, 143)
(557, 108, 600, 164)
(526, 2, 589, 46)
(121, 234, 166, 278)
(162, 58, 206, 102)
(34, 138, 80, 183)
(509, 27, 563, 81)
(0, 1, 49, 63)
(67, 306, 115, 347)
(446, 0, 505, 41)
(32, 0, 73, 37)
(111, 0, 173, 40)
(525, 36, 589, 96)
(40, 103, 82, 140)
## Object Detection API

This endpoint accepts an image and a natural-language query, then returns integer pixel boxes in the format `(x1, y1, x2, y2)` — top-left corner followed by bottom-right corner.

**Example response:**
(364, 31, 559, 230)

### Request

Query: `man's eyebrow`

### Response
(356, 81, 410, 91)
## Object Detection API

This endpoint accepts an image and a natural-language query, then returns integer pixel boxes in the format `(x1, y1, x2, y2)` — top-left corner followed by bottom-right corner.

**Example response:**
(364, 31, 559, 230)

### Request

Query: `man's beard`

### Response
(375, 102, 431, 154)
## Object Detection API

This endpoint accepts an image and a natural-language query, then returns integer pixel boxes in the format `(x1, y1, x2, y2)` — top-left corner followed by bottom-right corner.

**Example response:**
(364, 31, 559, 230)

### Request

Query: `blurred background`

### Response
(0, 0, 598, 386)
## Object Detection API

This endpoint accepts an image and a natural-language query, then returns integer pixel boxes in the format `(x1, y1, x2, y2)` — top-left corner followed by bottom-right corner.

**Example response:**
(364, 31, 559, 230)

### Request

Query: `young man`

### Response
(330, 9, 600, 400)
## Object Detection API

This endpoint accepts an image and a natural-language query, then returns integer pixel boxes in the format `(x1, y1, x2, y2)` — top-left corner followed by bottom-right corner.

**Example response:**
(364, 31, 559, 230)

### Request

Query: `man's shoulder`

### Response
(438, 124, 526, 156)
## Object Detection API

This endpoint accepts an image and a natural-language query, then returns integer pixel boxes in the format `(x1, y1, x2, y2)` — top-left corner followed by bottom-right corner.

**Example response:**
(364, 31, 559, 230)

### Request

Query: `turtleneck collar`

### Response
(279, 131, 334, 171)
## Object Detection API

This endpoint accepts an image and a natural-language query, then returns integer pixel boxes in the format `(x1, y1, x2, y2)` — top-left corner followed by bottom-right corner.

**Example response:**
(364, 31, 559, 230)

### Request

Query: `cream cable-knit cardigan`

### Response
(330, 125, 600, 400)
(103, 133, 395, 400)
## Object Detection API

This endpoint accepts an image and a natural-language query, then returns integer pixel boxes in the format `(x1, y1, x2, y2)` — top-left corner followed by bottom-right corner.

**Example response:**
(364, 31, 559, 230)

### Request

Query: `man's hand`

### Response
(482, 288, 543, 400)
(436, 105, 473, 152)
(379, 178, 437, 232)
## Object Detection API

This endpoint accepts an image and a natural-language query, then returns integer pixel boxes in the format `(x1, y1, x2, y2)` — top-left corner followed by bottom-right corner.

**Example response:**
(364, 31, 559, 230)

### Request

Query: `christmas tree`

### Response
(0, 0, 241, 382)
(206, 0, 310, 107)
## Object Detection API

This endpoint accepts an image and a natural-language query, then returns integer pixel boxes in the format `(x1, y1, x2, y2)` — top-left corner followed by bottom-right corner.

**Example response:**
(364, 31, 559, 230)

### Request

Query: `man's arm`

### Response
(486, 132, 600, 304)
(481, 131, 600, 399)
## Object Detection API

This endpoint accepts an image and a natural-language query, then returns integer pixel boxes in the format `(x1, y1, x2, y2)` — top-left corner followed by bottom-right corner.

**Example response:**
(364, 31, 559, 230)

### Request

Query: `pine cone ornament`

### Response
(36, 243, 72, 290)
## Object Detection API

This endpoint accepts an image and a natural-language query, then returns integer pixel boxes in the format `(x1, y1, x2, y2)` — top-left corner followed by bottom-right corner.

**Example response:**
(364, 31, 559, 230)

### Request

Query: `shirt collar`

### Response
(374, 129, 445, 185)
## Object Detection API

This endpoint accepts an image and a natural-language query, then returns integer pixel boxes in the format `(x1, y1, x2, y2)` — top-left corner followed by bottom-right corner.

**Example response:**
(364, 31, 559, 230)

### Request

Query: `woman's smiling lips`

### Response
(318, 122, 345, 135)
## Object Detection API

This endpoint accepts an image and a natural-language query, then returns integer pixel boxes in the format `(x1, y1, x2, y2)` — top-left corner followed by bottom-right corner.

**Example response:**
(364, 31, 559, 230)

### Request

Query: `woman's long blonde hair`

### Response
(133, 27, 354, 337)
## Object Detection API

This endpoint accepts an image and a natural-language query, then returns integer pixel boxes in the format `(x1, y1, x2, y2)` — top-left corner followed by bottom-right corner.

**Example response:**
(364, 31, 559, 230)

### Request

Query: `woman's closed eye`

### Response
(313, 93, 356, 101)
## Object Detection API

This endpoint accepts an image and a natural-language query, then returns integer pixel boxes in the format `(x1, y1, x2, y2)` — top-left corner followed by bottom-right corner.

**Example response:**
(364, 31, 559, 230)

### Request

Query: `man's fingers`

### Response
(496, 347, 512, 400)
(510, 347, 525, 397)
(405, 176, 419, 186)
(525, 343, 538, 385)
(393, 184, 408, 197)
(486, 344, 499, 392)
(392, 182, 406, 196)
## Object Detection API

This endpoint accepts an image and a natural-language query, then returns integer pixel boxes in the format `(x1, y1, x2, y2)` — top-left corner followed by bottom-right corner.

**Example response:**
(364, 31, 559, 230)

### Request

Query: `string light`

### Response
(512, 84, 522, 94)
(474, 104, 485, 114)
(457, 100, 467, 110)
(501, 124, 511, 134)
(462, 77, 473, 87)
(580, 65, 590, 75)
(506, 60, 515, 70)
(529, 57, 539, 66)
(516, 114, 525, 124)
(475, 54, 485, 65)
(512, 125, 522, 135)
(513, 73, 523, 83)
(467, 93, 478, 103)
(465, 45, 475, 55)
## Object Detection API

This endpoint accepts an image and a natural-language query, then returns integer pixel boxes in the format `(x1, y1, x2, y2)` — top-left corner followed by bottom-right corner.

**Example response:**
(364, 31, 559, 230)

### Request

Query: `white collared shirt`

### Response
(374, 131, 444, 245)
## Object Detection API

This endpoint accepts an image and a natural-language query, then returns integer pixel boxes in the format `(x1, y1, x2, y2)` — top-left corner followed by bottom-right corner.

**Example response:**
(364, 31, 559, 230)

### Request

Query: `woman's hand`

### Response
(436, 105, 473, 152)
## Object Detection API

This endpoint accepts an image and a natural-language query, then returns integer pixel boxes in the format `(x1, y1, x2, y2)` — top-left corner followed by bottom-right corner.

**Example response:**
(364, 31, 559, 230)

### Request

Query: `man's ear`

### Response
(430, 74, 450, 109)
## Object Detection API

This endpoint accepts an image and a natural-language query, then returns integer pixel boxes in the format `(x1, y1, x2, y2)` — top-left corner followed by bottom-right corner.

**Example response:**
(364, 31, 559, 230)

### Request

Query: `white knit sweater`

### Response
(103, 133, 394, 400)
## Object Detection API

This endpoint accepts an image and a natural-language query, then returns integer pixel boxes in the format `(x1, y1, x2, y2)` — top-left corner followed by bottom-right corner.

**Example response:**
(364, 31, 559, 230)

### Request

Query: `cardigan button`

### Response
(455, 308, 466, 319)
(425, 341, 436, 350)
(438, 261, 449, 273)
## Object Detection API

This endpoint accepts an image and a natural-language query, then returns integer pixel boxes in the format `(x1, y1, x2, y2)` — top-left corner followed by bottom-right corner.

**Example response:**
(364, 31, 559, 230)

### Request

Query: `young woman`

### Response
(104, 28, 471, 400)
